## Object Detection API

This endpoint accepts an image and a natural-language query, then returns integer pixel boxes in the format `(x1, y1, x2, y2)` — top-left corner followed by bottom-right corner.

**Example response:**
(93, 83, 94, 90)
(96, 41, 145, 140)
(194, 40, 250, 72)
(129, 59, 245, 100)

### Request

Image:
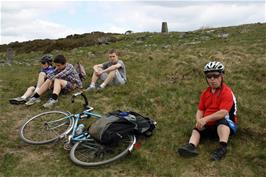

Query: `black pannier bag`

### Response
(88, 111, 156, 145)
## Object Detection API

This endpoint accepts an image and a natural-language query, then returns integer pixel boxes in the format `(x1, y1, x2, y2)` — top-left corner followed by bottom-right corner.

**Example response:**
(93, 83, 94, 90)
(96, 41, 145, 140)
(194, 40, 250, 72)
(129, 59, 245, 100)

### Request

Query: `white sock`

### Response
(100, 83, 106, 88)
(90, 83, 95, 88)
(21, 95, 27, 99)
(34, 87, 39, 93)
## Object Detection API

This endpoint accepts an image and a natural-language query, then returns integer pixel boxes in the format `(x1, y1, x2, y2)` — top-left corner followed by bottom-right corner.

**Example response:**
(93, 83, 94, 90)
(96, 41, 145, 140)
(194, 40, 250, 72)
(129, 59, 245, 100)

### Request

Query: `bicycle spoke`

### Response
(76, 146, 98, 161)
(20, 111, 72, 144)
(70, 135, 135, 166)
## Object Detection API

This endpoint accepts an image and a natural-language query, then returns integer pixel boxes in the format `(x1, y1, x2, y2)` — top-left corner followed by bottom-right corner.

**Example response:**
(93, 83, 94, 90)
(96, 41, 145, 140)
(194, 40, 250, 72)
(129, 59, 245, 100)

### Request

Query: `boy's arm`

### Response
(93, 64, 103, 72)
(101, 63, 121, 73)
(195, 110, 204, 122)
(54, 64, 73, 79)
(196, 109, 228, 129)
(203, 110, 228, 123)
(47, 68, 58, 80)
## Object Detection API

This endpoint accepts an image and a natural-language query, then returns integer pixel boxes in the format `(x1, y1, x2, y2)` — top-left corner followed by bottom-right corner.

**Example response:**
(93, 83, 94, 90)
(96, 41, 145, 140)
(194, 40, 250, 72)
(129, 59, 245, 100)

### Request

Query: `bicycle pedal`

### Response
(63, 142, 73, 151)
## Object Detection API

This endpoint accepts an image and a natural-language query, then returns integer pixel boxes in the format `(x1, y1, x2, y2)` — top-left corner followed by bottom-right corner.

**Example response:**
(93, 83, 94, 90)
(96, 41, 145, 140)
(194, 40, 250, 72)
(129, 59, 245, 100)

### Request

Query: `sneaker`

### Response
(211, 147, 227, 161)
(9, 97, 27, 105)
(25, 97, 41, 106)
(43, 98, 58, 108)
(177, 144, 199, 157)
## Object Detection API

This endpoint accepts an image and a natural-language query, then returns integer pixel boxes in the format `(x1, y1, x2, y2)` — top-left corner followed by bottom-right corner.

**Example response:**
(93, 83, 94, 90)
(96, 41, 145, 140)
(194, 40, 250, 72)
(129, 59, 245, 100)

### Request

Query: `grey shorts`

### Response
(100, 70, 126, 85)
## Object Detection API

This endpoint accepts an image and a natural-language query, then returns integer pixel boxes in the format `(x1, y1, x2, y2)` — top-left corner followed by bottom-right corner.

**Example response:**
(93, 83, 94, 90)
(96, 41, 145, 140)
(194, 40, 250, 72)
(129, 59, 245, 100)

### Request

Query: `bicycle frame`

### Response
(64, 92, 102, 144)
(69, 110, 102, 142)
(20, 91, 138, 166)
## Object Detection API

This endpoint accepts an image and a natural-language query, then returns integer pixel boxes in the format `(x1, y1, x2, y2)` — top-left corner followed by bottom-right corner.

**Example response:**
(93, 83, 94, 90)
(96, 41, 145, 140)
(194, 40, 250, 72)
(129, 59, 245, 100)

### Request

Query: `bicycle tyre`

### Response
(19, 110, 73, 145)
(70, 134, 136, 167)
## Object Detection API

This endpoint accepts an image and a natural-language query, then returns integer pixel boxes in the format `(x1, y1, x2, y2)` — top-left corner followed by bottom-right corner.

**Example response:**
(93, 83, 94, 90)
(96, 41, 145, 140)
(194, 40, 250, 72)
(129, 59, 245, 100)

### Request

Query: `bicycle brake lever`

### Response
(71, 91, 89, 108)
(71, 91, 82, 103)
(73, 91, 82, 97)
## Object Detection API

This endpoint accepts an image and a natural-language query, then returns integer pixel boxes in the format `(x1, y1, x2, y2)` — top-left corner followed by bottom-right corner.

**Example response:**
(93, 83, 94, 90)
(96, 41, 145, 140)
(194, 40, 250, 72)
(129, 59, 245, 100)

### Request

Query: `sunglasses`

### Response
(206, 73, 221, 79)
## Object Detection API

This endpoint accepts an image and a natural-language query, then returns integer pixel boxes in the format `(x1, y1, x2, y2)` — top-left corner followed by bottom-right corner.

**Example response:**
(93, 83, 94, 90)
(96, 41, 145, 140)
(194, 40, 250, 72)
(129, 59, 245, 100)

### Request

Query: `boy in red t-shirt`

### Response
(178, 61, 237, 160)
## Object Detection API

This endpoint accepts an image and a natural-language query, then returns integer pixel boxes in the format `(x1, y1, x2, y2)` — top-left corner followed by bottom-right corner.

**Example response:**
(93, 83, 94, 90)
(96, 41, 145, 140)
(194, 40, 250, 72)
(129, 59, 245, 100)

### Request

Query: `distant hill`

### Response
(1, 22, 265, 55)
(0, 32, 120, 54)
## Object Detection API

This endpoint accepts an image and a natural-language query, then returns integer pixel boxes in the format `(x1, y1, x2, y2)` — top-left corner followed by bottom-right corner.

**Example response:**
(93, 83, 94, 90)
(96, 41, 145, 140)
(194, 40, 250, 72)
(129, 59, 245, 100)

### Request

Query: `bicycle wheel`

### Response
(19, 110, 74, 145)
(70, 134, 136, 167)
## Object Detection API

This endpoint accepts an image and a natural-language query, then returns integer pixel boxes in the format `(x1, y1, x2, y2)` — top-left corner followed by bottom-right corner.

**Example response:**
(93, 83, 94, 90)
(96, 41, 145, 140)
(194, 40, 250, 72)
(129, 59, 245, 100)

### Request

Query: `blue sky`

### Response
(1, 0, 265, 44)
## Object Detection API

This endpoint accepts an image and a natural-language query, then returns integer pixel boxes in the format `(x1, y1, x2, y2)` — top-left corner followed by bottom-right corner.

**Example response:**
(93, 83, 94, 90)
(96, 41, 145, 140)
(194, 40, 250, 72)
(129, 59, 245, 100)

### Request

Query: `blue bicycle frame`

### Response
(70, 111, 101, 142)
(64, 92, 102, 143)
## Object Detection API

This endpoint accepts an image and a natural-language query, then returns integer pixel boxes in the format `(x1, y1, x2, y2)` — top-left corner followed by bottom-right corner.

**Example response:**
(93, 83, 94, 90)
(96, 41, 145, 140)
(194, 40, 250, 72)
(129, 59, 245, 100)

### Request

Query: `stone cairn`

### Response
(6, 48, 14, 65)
(161, 22, 168, 33)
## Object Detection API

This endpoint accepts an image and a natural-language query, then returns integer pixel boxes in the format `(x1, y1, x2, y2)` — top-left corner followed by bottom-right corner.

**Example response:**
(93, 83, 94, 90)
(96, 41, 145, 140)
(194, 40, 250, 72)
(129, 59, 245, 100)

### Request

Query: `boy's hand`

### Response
(196, 118, 207, 129)
(96, 70, 103, 76)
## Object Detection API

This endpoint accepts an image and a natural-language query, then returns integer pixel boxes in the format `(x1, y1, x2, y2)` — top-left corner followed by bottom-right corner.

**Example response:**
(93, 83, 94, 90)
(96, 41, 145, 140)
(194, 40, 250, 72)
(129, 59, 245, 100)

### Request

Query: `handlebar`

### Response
(71, 91, 89, 110)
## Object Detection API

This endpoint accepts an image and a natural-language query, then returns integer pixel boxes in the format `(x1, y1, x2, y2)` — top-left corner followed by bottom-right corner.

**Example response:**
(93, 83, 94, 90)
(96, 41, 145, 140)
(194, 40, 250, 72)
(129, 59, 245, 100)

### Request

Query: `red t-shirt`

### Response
(198, 83, 237, 126)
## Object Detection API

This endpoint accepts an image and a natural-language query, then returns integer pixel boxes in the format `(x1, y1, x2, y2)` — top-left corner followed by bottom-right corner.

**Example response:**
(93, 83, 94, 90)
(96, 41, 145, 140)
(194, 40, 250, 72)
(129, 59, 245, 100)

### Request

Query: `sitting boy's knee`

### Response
(45, 79, 52, 83)
(93, 65, 99, 70)
(28, 86, 35, 91)
(217, 124, 230, 130)
(39, 72, 46, 77)
(109, 70, 117, 75)
(54, 78, 62, 83)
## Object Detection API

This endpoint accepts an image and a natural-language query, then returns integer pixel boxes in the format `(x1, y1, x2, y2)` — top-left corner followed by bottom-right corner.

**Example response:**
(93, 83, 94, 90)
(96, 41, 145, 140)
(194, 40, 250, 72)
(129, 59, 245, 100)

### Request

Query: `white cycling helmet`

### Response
(204, 61, 225, 74)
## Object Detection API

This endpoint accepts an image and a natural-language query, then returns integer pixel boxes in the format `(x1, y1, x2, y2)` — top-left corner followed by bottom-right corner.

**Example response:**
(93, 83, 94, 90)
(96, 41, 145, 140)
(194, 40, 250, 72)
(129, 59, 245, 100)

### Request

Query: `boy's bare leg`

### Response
(100, 70, 116, 88)
(189, 130, 201, 147)
(36, 72, 46, 89)
(21, 86, 35, 99)
(90, 71, 100, 86)
(217, 124, 230, 143)
(53, 79, 67, 95)
(36, 79, 53, 95)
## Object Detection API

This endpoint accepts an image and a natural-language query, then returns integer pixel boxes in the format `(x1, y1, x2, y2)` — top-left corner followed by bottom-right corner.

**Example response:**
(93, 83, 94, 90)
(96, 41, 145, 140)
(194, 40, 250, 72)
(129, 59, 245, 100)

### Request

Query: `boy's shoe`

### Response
(43, 98, 58, 108)
(211, 147, 227, 161)
(177, 144, 199, 157)
(25, 97, 41, 106)
(9, 97, 27, 105)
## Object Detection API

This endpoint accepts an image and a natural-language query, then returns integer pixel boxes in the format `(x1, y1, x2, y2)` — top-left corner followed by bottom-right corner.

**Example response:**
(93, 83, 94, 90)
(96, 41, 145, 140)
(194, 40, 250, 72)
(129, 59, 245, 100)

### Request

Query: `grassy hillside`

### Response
(0, 23, 265, 177)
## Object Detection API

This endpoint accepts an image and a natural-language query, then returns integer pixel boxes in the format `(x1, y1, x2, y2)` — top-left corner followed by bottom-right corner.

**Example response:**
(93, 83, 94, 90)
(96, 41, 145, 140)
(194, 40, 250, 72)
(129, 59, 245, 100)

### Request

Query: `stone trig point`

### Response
(161, 22, 168, 33)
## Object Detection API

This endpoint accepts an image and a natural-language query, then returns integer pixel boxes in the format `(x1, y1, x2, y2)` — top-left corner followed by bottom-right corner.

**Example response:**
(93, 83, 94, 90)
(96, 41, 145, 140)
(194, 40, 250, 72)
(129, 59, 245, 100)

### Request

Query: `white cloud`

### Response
(4, 19, 75, 38)
(1, 1, 82, 44)
(1, 1, 265, 44)
(101, 1, 265, 32)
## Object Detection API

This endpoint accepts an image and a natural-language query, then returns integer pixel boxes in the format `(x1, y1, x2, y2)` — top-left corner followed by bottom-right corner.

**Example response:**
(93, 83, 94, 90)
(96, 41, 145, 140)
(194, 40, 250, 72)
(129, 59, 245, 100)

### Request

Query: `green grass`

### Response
(0, 23, 265, 177)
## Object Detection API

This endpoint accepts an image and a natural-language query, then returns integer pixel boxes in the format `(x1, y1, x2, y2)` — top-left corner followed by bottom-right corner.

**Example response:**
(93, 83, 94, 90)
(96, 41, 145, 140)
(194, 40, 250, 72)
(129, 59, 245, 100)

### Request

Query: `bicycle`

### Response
(19, 92, 136, 167)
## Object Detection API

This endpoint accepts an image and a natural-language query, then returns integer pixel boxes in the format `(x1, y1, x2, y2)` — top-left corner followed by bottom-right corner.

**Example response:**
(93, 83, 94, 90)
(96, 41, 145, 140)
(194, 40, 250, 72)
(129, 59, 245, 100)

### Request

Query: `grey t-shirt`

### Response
(102, 60, 127, 81)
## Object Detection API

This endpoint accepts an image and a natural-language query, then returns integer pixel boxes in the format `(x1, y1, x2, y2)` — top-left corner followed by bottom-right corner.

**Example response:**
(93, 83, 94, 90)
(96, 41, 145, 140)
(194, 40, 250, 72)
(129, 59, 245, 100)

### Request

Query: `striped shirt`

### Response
(47, 63, 82, 88)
